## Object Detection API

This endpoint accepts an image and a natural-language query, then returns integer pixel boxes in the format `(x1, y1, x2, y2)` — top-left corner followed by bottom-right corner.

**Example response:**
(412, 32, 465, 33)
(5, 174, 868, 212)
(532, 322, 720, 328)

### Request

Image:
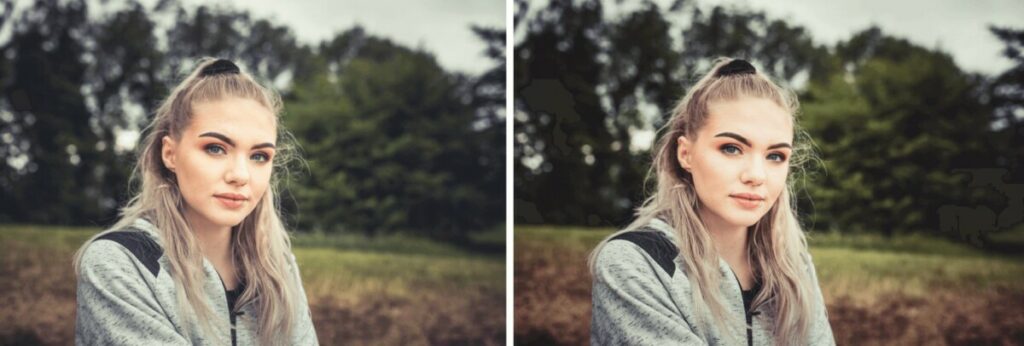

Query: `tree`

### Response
(466, 25, 507, 230)
(286, 30, 500, 239)
(0, 0, 95, 224)
(801, 28, 995, 235)
(0, 2, 504, 240)
(85, 0, 166, 220)
(988, 26, 1024, 182)
(513, 0, 829, 226)
(163, 4, 302, 83)
(515, 0, 623, 225)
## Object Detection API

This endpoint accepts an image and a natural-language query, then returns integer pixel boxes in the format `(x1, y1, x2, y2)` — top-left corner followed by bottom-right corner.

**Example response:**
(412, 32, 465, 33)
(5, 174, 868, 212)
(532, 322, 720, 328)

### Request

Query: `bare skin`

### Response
(677, 96, 794, 291)
(161, 97, 278, 291)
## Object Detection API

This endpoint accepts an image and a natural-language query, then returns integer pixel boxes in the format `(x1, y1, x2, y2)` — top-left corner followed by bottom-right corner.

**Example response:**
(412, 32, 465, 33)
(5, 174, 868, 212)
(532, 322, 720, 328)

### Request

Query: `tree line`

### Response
(514, 0, 1023, 241)
(0, 0, 505, 240)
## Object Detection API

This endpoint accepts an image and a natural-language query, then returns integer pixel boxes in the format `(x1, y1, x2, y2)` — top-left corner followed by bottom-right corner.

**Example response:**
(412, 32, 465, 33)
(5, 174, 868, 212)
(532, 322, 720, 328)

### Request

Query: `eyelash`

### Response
(204, 144, 226, 155)
(251, 152, 270, 162)
(203, 144, 272, 163)
(719, 144, 788, 162)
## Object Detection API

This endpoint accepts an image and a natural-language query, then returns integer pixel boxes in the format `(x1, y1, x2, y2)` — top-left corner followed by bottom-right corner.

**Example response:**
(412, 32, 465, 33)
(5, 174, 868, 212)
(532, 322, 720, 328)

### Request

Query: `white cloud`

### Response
(185, 0, 506, 74)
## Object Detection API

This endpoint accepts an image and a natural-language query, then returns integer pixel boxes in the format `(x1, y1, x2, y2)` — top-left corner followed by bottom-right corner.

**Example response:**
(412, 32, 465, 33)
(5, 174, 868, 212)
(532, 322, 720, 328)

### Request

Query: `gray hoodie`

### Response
(591, 219, 836, 346)
(75, 218, 319, 345)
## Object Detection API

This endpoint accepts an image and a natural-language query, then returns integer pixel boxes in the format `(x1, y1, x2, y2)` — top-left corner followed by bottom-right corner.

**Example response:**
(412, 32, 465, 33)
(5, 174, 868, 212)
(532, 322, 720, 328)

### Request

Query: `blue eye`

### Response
(720, 144, 741, 155)
(204, 144, 226, 155)
(768, 153, 787, 162)
(250, 152, 270, 162)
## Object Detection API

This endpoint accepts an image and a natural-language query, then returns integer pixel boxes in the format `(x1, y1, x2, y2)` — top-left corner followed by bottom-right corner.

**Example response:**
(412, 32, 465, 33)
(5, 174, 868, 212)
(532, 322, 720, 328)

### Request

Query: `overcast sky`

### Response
(182, 0, 507, 75)
(632, 0, 1021, 76)
(576, 0, 1022, 152)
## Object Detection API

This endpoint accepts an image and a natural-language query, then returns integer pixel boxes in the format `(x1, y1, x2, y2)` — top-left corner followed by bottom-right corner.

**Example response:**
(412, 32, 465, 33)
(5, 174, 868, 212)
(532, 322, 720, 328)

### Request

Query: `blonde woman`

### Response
(590, 58, 835, 345)
(74, 58, 318, 345)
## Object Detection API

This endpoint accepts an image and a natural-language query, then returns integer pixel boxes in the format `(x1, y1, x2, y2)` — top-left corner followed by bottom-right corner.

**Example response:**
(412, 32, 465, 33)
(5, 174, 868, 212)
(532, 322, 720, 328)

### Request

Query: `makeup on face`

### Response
(197, 131, 274, 210)
(682, 97, 793, 230)
(729, 192, 765, 209)
(165, 97, 278, 230)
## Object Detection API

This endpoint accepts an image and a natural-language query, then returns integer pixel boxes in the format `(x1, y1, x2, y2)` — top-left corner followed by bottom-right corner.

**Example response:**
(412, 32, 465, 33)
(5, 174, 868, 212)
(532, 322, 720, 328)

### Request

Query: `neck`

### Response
(183, 208, 233, 263)
(698, 207, 749, 265)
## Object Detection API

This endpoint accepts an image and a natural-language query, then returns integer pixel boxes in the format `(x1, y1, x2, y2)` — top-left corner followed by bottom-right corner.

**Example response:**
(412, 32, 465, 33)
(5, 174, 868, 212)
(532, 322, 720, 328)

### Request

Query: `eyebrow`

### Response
(714, 132, 792, 150)
(198, 132, 275, 150)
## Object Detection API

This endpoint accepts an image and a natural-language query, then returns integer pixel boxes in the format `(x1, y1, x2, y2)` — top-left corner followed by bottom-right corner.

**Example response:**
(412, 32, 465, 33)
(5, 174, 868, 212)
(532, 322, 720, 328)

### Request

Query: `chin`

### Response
(725, 210, 768, 228)
(727, 218, 760, 228)
(205, 211, 249, 228)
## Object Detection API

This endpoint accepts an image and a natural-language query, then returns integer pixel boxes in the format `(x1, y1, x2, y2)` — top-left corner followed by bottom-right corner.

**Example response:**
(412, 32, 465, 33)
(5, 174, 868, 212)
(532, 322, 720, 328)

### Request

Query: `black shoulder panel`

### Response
(96, 230, 163, 277)
(611, 230, 679, 277)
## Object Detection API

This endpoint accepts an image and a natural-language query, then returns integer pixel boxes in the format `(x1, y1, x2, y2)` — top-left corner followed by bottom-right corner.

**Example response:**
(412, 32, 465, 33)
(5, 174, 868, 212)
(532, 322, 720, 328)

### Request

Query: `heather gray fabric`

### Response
(75, 218, 319, 345)
(591, 219, 835, 346)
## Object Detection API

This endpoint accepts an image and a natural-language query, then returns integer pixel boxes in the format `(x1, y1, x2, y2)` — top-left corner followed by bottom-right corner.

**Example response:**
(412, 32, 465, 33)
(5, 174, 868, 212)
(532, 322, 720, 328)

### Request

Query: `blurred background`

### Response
(0, 0, 505, 344)
(513, 0, 1024, 345)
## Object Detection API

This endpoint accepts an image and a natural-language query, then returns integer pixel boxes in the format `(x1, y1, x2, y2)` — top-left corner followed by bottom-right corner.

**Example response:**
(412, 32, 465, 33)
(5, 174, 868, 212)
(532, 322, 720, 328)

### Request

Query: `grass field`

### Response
(0, 225, 505, 345)
(514, 226, 1024, 345)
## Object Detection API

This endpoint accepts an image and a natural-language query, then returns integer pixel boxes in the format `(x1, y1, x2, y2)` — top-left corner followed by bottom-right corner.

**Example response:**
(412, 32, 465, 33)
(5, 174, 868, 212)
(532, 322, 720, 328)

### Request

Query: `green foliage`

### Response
(514, 0, 832, 226)
(987, 26, 1024, 184)
(517, 225, 1024, 302)
(0, 1, 504, 239)
(0, 0, 96, 224)
(514, 2, 1016, 237)
(0, 223, 505, 312)
(801, 29, 995, 234)
(284, 31, 503, 238)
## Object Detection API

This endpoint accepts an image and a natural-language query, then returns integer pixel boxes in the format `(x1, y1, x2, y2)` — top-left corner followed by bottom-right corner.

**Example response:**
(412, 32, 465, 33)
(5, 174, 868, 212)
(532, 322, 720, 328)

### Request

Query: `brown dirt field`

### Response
(514, 241, 1024, 346)
(0, 238, 505, 345)
(310, 291, 505, 346)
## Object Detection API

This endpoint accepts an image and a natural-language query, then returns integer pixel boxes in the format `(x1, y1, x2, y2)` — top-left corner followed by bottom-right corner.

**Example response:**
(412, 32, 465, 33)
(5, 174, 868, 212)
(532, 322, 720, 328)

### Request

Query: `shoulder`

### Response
(82, 228, 164, 278)
(283, 249, 305, 279)
(594, 229, 680, 280)
(800, 249, 822, 281)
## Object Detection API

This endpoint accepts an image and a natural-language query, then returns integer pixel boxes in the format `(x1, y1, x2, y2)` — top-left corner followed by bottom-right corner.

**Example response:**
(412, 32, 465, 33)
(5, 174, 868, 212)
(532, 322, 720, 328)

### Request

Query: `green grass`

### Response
(0, 224, 98, 251)
(988, 223, 1024, 249)
(803, 227, 1024, 301)
(515, 225, 1024, 345)
(1, 224, 506, 345)
(516, 225, 1024, 303)
(290, 231, 482, 258)
(468, 226, 507, 247)
(513, 225, 608, 251)
(293, 229, 505, 298)
(0, 224, 505, 300)
(805, 230, 1003, 257)
(298, 248, 503, 298)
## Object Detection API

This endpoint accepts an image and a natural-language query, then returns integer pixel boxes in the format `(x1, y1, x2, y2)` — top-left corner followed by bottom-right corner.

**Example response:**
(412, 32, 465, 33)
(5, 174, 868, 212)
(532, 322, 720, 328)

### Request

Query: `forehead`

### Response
(185, 97, 276, 142)
(701, 97, 793, 145)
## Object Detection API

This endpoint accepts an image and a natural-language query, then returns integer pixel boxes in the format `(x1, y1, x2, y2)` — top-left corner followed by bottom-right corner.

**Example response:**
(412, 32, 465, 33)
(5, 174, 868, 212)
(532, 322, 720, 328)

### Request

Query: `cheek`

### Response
(692, 153, 732, 188)
(766, 166, 789, 199)
(688, 154, 730, 202)
(250, 166, 273, 196)
(175, 152, 215, 190)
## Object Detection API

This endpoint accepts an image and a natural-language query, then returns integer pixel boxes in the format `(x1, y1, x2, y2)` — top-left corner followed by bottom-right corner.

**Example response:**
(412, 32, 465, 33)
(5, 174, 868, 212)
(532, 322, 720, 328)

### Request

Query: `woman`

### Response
(74, 58, 318, 345)
(590, 58, 835, 345)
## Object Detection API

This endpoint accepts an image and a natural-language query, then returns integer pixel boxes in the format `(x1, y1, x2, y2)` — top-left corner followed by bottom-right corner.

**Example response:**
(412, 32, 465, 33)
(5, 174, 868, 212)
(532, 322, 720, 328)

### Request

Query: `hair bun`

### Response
(200, 59, 241, 77)
(715, 59, 756, 77)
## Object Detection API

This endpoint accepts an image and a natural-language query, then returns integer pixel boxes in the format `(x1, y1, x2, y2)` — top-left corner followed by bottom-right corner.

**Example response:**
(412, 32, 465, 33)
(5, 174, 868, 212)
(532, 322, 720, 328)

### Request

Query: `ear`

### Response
(161, 136, 178, 172)
(676, 136, 693, 172)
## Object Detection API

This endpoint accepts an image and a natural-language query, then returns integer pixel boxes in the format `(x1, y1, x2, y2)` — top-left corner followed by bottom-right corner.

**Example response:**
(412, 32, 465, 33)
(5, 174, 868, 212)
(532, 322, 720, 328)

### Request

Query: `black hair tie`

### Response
(200, 59, 241, 77)
(715, 59, 756, 77)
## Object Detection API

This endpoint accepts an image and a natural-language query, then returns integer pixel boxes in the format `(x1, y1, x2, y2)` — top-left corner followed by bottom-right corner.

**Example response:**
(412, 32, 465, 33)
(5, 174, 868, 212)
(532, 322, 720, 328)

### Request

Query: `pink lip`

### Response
(730, 193, 765, 201)
(213, 193, 248, 209)
(730, 193, 764, 209)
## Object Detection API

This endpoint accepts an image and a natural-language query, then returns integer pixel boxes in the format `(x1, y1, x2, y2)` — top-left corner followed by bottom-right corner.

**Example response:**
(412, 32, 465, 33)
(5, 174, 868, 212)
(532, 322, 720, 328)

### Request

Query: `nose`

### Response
(741, 156, 766, 186)
(225, 154, 250, 186)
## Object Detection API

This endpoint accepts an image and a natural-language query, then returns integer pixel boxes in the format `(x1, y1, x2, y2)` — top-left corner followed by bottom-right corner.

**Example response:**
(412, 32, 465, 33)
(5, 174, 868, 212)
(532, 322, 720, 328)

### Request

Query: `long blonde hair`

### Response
(74, 58, 301, 346)
(590, 58, 820, 344)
